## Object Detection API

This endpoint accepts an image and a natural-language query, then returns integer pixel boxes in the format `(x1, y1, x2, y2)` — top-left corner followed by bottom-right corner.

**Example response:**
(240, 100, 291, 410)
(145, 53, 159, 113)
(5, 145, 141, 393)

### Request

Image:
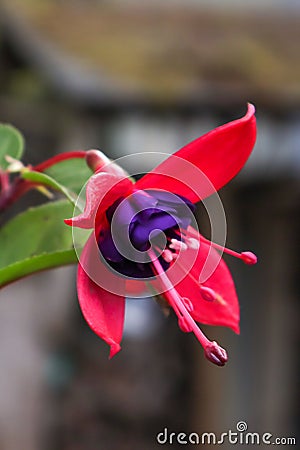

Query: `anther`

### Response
(200, 286, 218, 302)
(182, 297, 194, 312)
(197, 234, 257, 266)
(186, 237, 200, 250)
(169, 239, 188, 252)
(178, 316, 193, 333)
(161, 249, 174, 263)
(241, 251, 257, 265)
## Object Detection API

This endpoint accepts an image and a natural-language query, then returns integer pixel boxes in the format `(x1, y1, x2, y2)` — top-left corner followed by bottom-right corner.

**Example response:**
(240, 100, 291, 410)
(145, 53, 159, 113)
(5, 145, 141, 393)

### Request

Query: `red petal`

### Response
(168, 232, 240, 333)
(77, 234, 126, 358)
(65, 172, 133, 229)
(135, 104, 256, 202)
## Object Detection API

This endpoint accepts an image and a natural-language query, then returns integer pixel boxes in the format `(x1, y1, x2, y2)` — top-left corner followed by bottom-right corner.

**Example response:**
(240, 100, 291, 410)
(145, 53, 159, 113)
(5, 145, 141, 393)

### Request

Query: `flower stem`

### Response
(0, 170, 10, 192)
(0, 151, 87, 213)
(34, 151, 86, 172)
(0, 177, 31, 213)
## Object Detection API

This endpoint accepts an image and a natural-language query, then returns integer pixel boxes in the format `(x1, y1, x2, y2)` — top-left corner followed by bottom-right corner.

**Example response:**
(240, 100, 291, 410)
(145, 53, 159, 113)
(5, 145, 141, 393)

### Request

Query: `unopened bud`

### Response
(85, 149, 110, 172)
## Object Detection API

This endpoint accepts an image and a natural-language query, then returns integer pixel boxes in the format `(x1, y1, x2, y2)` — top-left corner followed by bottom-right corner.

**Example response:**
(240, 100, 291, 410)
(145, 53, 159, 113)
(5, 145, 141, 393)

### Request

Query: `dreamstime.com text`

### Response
(156, 421, 296, 446)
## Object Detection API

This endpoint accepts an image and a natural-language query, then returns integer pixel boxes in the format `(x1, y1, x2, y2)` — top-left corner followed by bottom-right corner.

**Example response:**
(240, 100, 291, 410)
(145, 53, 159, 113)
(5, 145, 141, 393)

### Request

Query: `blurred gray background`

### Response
(0, 1, 299, 449)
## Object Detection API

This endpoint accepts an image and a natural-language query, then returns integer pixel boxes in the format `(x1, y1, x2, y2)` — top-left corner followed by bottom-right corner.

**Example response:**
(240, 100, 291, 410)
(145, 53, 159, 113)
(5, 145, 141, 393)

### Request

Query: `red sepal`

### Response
(77, 235, 126, 358)
(169, 230, 240, 333)
(136, 104, 256, 203)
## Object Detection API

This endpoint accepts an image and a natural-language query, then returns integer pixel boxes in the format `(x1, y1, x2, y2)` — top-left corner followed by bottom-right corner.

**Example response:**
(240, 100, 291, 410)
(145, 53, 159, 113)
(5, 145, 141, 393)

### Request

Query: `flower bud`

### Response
(85, 149, 110, 172)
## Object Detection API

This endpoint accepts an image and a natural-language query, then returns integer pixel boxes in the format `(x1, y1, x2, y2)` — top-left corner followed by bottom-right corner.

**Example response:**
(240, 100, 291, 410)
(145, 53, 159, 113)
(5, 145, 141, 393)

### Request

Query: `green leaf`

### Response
(43, 157, 93, 194)
(21, 170, 79, 207)
(0, 124, 24, 169)
(0, 200, 90, 289)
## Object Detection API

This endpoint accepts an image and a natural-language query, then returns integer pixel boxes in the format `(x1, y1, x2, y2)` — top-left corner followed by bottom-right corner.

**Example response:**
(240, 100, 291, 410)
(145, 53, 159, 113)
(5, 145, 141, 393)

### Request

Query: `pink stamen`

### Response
(169, 239, 187, 252)
(161, 249, 174, 263)
(186, 237, 200, 250)
(182, 297, 194, 313)
(153, 245, 176, 263)
(173, 230, 199, 250)
(186, 229, 257, 266)
(148, 249, 227, 366)
(200, 286, 218, 302)
(241, 251, 257, 265)
(148, 249, 209, 348)
(175, 260, 227, 306)
(178, 316, 193, 333)
(173, 230, 200, 251)
(174, 229, 186, 240)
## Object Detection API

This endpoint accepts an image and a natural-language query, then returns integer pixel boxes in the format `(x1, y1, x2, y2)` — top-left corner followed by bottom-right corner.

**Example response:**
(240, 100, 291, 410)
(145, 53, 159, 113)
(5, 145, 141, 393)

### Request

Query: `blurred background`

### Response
(0, 1, 299, 449)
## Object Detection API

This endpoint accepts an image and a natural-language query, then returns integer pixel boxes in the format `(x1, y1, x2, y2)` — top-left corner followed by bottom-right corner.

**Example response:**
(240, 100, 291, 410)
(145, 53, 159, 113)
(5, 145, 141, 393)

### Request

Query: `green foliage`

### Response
(0, 124, 24, 169)
(0, 124, 95, 288)
(22, 170, 78, 207)
(0, 200, 88, 289)
(43, 158, 92, 194)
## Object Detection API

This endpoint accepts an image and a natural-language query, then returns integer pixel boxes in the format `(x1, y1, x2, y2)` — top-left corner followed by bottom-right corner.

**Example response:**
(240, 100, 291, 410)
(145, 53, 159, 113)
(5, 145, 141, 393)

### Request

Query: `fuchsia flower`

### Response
(65, 104, 257, 366)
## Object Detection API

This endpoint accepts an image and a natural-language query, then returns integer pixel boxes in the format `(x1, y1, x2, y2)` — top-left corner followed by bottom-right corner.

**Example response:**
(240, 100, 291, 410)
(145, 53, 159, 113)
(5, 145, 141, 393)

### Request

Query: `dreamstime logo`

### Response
(156, 421, 297, 446)
(236, 421, 248, 432)
(71, 152, 227, 297)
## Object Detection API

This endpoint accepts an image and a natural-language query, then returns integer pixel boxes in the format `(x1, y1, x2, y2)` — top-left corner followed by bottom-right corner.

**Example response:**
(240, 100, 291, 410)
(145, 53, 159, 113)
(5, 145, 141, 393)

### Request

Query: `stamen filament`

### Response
(149, 248, 228, 366)
(185, 228, 257, 265)
(148, 249, 210, 349)
(169, 239, 188, 251)
(174, 260, 219, 303)
(199, 234, 241, 258)
(161, 249, 174, 263)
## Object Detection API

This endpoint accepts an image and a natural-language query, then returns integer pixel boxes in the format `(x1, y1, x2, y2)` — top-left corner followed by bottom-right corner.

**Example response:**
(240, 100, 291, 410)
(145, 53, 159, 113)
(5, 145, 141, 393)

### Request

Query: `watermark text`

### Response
(156, 422, 296, 446)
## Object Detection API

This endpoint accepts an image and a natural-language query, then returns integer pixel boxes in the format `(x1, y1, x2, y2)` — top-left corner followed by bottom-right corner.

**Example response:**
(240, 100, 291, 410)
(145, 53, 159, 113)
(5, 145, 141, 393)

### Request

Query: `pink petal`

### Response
(77, 234, 126, 358)
(135, 103, 256, 202)
(168, 232, 240, 333)
(65, 172, 133, 229)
